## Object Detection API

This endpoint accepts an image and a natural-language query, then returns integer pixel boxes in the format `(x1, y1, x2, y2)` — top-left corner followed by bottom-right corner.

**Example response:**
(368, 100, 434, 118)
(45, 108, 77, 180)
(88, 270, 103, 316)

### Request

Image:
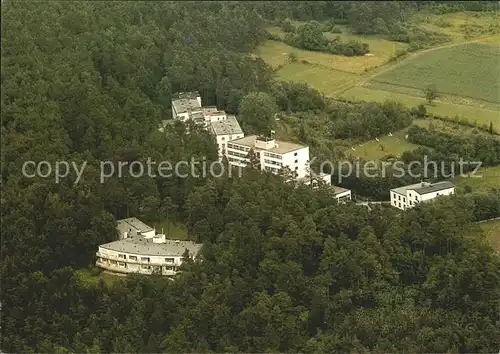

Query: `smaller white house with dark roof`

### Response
(96, 218, 202, 276)
(390, 181, 455, 210)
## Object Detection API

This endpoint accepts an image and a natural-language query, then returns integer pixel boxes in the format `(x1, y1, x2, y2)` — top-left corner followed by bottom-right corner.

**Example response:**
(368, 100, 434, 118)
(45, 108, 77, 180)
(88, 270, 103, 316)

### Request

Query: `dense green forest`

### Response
(1, 1, 500, 353)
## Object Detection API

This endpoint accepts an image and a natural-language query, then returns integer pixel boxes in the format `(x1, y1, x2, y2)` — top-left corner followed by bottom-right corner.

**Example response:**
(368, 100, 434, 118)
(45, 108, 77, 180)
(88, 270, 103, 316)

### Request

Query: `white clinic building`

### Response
(390, 181, 455, 210)
(171, 92, 203, 122)
(209, 115, 244, 159)
(227, 135, 310, 179)
(96, 218, 202, 276)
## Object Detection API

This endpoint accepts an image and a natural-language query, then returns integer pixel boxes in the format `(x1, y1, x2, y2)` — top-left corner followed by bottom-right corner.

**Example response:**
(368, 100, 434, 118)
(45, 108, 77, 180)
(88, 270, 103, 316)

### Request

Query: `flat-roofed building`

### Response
(332, 186, 352, 203)
(117, 217, 155, 239)
(227, 135, 310, 179)
(203, 107, 227, 126)
(97, 219, 202, 276)
(390, 181, 455, 210)
(171, 91, 202, 122)
(209, 115, 244, 158)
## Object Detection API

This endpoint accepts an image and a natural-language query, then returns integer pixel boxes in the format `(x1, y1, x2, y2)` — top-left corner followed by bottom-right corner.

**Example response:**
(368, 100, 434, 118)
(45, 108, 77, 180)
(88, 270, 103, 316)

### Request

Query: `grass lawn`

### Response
(453, 165, 500, 194)
(414, 11, 500, 42)
(150, 218, 189, 240)
(467, 220, 500, 253)
(344, 128, 419, 161)
(413, 118, 500, 137)
(480, 220, 500, 253)
(277, 62, 359, 96)
(372, 43, 500, 103)
(256, 39, 398, 75)
(76, 268, 124, 287)
(324, 32, 408, 70)
(476, 35, 500, 45)
(340, 86, 500, 132)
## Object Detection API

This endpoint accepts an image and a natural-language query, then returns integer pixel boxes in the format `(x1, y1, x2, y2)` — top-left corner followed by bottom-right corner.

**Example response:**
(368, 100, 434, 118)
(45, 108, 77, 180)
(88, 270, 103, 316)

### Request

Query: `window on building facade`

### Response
(129, 255, 137, 261)
(294, 152, 298, 156)
(294, 159, 298, 163)
(165, 258, 174, 263)
(141, 257, 150, 262)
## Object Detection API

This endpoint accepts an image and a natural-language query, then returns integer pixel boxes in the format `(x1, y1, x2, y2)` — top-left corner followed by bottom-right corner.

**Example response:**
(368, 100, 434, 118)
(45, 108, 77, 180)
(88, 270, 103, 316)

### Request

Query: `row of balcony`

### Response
(96, 252, 177, 266)
(96, 260, 178, 276)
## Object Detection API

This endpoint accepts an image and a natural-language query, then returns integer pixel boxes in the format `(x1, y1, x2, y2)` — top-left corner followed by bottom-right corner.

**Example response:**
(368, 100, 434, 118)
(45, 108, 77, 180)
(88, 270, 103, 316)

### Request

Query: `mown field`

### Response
(258, 13, 499, 132)
(480, 220, 500, 253)
(276, 62, 358, 96)
(414, 11, 500, 42)
(372, 43, 500, 103)
(467, 219, 500, 253)
(344, 129, 419, 161)
(256, 39, 401, 77)
(453, 165, 500, 193)
(341, 85, 500, 132)
(262, 26, 407, 74)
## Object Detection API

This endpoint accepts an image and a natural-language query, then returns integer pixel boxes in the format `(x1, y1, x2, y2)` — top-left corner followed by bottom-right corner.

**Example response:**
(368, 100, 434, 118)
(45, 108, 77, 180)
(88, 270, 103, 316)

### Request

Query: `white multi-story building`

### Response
(209, 115, 244, 158)
(171, 91, 203, 122)
(226, 135, 310, 179)
(96, 218, 202, 276)
(390, 181, 455, 210)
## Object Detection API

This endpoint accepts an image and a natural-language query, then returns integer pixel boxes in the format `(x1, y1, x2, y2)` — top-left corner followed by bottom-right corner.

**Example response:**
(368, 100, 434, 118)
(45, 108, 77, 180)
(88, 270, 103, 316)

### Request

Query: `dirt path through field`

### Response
(333, 34, 500, 95)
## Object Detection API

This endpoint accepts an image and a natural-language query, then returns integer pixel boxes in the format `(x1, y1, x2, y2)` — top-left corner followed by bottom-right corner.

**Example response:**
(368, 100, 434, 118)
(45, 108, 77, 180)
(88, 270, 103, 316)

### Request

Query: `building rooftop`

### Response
(117, 218, 154, 239)
(191, 111, 205, 121)
(332, 186, 350, 195)
(414, 181, 455, 195)
(391, 181, 455, 196)
(173, 91, 200, 100)
(230, 135, 306, 154)
(210, 116, 243, 135)
(99, 236, 203, 257)
(172, 92, 202, 114)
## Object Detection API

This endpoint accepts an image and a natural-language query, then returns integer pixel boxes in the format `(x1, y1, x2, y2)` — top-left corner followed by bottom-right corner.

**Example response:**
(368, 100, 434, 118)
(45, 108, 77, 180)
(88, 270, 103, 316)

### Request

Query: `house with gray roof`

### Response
(390, 181, 455, 210)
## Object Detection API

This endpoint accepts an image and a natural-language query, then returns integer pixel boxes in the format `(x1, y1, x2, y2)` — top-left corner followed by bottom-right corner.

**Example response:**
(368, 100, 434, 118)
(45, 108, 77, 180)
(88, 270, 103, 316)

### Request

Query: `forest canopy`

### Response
(1, 1, 499, 353)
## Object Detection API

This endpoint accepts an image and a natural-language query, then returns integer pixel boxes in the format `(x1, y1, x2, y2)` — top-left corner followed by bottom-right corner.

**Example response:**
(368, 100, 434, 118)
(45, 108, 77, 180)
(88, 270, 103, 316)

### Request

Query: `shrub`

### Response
(281, 18, 295, 33)
(330, 25, 342, 33)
